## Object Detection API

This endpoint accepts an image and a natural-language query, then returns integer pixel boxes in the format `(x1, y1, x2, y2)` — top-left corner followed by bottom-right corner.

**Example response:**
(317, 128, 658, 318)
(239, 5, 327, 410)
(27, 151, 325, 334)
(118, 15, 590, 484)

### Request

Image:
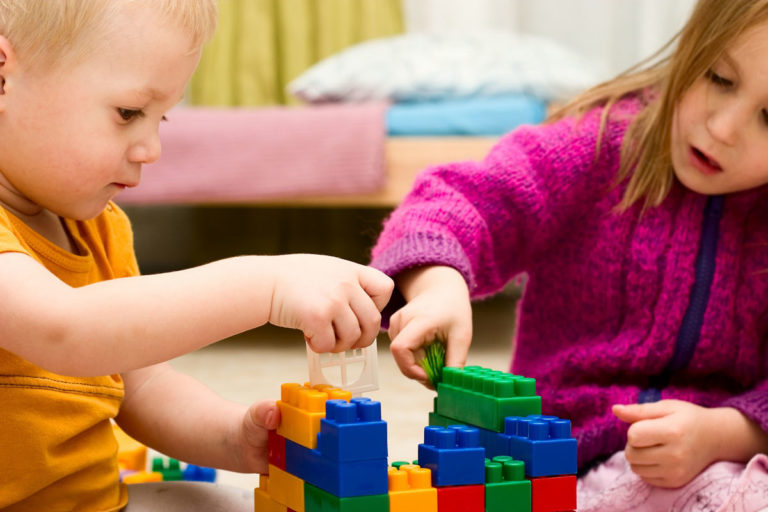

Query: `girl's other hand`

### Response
(388, 265, 472, 387)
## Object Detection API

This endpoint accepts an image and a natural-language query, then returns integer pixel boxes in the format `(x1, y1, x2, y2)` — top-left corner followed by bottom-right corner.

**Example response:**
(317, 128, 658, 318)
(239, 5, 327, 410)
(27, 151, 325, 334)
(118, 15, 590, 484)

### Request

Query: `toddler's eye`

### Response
(705, 69, 733, 88)
(117, 108, 144, 121)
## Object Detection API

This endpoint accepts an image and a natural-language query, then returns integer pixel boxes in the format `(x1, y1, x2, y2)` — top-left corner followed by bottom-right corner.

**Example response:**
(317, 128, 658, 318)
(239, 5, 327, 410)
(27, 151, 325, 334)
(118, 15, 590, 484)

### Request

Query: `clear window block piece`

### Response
(306, 339, 379, 396)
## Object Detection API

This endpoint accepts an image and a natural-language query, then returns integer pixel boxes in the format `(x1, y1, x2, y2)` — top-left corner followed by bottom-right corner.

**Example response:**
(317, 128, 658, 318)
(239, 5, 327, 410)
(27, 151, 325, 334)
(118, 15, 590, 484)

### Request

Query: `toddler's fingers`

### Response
(348, 290, 382, 350)
(359, 266, 394, 311)
(329, 306, 363, 353)
(247, 399, 281, 431)
(304, 321, 336, 353)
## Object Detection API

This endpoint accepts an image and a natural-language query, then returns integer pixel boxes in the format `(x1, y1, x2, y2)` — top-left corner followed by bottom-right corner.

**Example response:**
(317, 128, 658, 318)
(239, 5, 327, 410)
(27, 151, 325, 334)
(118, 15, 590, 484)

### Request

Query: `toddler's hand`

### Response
(235, 400, 281, 474)
(388, 266, 472, 387)
(268, 255, 393, 353)
(612, 399, 717, 488)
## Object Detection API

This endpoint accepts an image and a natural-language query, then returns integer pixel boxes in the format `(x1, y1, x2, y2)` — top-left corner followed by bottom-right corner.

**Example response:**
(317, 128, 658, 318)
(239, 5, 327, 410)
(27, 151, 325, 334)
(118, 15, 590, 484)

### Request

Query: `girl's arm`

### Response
(0, 251, 393, 376)
(115, 363, 278, 473)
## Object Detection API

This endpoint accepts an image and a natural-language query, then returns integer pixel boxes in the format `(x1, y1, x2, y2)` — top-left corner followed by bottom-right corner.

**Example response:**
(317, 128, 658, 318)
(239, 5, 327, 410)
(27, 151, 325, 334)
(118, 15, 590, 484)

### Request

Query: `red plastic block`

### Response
(269, 429, 287, 470)
(436, 484, 484, 512)
(531, 474, 576, 512)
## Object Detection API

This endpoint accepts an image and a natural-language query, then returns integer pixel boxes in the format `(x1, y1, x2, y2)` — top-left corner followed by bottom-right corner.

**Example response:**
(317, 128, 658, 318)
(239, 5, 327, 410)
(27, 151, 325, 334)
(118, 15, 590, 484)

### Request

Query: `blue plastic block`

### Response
(182, 464, 217, 482)
(477, 426, 513, 460)
(504, 415, 577, 477)
(417, 425, 485, 487)
(317, 398, 387, 462)
(285, 438, 388, 497)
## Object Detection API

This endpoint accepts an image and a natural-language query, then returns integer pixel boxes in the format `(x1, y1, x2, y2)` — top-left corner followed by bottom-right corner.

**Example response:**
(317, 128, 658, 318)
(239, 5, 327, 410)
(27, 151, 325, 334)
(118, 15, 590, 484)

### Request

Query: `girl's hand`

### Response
(388, 266, 472, 387)
(612, 399, 718, 488)
(268, 255, 394, 354)
(234, 400, 281, 474)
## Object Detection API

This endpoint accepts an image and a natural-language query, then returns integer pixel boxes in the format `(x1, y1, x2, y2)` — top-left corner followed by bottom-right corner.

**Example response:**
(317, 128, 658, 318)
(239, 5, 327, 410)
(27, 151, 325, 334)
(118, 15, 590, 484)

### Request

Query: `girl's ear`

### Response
(0, 36, 16, 104)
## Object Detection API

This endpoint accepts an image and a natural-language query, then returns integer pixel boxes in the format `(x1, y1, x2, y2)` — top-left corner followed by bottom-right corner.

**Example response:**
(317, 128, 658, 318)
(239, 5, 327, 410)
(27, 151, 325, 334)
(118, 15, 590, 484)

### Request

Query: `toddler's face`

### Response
(671, 19, 768, 196)
(0, 2, 201, 220)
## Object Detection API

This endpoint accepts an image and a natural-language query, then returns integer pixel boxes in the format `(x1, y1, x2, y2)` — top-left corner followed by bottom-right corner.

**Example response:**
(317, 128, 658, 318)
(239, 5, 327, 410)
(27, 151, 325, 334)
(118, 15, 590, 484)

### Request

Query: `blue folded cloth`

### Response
(386, 95, 547, 136)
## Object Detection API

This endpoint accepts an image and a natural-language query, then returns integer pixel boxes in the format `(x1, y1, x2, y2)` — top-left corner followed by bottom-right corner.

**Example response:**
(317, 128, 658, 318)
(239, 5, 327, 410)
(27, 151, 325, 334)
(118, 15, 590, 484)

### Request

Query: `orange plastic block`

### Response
(112, 424, 147, 471)
(268, 463, 305, 512)
(254, 475, 288, 512)
(122, 471, 163, 484)
(388, 464, 437, 512)
(276, 382, 351, 449)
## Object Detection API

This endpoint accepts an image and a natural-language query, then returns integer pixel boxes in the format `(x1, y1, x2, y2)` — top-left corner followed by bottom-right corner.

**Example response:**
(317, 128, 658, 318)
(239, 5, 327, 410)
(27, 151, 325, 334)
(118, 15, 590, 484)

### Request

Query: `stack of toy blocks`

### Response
(428, 366, 577, 512)
(257, 382, 391, 511)
(388, 463, 437, 511)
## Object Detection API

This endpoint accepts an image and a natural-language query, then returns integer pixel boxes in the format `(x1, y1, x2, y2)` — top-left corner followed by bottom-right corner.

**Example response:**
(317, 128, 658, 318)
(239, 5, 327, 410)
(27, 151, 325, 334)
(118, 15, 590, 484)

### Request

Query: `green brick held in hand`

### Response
(435, 366, 541, 432)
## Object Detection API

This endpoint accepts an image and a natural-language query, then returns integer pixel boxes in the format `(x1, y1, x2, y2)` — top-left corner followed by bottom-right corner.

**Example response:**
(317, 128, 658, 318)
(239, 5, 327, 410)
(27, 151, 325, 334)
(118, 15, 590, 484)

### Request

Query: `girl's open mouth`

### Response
(690, 146, 723, 175)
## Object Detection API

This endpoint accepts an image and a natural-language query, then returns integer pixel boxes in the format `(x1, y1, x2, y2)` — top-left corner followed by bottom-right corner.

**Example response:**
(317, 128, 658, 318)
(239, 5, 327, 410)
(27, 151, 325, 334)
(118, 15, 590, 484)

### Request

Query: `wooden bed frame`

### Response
(238, 137, 498, 208)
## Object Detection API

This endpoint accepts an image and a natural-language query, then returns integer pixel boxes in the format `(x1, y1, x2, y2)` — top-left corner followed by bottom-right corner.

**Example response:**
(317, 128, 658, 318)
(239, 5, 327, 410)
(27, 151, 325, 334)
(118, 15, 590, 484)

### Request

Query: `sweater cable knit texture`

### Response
(370, 97, 768, 469)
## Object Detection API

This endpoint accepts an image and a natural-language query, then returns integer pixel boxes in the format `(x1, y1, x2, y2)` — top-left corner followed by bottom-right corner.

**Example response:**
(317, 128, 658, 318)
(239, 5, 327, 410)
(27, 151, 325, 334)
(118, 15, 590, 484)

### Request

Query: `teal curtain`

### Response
(188, 0, 404, 106)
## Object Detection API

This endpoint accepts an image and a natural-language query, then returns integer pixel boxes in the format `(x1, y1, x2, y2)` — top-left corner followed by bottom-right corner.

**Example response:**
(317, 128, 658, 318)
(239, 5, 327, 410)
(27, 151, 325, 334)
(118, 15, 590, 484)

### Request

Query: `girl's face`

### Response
(671, 19, 768, 195)
(0, 2, 201, 220)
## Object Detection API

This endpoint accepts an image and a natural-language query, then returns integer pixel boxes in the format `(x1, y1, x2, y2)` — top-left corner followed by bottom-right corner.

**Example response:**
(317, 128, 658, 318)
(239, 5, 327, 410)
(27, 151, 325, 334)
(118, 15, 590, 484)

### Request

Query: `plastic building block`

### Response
(531, 474, 576, 512)
(122, 471, 163, 484)
(436, 484, 485, 512)
(285, 439, 388, 498)
(388, 464, 437, 512)
(268, 463, 305, 512)
(182, 464, 217, 482)
(113, 424, 147, 471)
(427, 411, 513, 460)
(254, 475, 288, 512)
(435, 366, 541, 432)
(269, 429, 287, 470)
(304, 482, 389, 512)
(151, 457, 183, 481)
(307, 339, 379, 396)
(417, 425, 486, 487)
(485, 456, 531, 512)
(276, 382, 351, 449)
(504, 416, 577, 477)
(316, 398, 387, 462)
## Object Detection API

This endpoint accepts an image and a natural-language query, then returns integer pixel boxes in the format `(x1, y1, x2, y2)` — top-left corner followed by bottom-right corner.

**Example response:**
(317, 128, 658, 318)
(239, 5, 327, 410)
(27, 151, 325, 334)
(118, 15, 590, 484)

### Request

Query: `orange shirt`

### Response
(0, 203, 139, 511)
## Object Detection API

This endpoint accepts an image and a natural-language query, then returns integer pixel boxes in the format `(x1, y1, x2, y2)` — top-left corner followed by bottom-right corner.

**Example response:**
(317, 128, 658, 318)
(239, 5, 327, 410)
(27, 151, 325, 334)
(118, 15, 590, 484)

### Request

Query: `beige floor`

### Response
(162, 292, 518, 492)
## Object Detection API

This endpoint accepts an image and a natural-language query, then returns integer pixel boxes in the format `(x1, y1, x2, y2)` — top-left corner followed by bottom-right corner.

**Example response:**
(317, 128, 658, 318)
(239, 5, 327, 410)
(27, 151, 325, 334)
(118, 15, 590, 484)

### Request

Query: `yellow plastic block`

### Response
(268, 464, 305, 512)
(276, 382, 351, 449)
(254, 475, 288, 512)
(388, 465, 437, 512)
(112, 423, 147, 471)
(123, 471, 163, 484)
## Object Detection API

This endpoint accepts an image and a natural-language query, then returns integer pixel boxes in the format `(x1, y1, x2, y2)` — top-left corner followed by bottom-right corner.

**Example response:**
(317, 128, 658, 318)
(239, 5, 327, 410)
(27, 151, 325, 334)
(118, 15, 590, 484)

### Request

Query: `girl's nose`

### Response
(706, 101, 745, 146)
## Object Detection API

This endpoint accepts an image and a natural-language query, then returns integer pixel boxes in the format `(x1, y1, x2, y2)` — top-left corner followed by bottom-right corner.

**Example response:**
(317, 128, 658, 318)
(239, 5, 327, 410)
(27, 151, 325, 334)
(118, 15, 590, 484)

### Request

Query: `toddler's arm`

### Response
(0, 252, 393, 376)
(613, 399, 768, 488)
(388, 265, 472, 386)
(116, 363, 279, 473)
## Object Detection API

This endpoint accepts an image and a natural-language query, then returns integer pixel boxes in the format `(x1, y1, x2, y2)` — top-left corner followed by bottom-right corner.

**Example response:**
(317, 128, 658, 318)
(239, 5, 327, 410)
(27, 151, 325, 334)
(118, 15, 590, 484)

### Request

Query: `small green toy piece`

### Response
(418, 338, 446, 388)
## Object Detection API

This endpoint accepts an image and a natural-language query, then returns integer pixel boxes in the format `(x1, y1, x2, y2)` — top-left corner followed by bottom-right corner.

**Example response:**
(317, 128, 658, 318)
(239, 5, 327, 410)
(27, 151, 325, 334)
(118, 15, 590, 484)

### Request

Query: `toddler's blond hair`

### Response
(0, 0, 217, 70)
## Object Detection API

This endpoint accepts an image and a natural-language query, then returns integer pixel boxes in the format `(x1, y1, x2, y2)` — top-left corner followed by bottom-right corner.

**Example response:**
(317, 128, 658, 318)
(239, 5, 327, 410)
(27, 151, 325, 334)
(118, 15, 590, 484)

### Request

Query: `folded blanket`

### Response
(117, 102, 389, 205)
(386, 95, 546, 136)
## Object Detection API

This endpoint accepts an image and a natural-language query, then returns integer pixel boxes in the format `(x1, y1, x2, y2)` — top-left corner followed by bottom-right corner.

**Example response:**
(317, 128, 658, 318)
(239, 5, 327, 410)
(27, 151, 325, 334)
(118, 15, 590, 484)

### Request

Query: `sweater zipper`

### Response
(637, 195, 724, 404)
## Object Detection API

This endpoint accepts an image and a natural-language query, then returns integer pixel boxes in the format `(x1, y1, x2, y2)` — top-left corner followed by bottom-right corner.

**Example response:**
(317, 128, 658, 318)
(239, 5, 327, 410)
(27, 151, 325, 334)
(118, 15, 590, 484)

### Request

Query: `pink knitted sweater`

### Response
(370, 97, 768, 469)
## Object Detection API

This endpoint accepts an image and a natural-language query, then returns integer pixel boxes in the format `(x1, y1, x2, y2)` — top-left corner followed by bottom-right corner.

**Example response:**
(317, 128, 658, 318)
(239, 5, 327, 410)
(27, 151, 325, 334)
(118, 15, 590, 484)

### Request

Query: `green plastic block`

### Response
(485, 456, 531, 512)
(436, 366, 541, 432)
(428, 410, 460, 428)
(304, 483, 389, 512)
(151, 457, 183, 481)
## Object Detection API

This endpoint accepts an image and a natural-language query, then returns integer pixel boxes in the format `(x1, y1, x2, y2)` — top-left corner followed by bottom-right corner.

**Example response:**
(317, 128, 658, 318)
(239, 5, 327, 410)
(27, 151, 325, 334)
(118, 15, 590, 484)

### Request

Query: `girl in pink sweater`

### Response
(372, 0, 768, 508)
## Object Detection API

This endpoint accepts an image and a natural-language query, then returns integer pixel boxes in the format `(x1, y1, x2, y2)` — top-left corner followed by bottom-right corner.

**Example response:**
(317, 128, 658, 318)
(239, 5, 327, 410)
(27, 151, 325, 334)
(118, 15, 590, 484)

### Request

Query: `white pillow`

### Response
(288, 31, 604, 103)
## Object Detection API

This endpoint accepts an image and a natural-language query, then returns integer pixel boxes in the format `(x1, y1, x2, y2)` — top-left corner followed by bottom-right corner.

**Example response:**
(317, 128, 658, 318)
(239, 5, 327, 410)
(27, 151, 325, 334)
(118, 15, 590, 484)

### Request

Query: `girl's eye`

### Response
(117, 108, 144, 121)
(705, 69, 733, 88)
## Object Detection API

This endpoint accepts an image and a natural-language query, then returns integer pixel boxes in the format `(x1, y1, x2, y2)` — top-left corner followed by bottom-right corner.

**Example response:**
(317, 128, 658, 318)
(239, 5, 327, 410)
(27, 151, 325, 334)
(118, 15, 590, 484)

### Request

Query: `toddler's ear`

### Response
(0, 35, 15, 100)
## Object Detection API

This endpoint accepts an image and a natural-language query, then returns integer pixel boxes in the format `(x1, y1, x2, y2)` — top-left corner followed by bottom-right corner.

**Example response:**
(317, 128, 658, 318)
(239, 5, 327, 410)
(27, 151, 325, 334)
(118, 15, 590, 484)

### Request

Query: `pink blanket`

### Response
(578, 451, 768, 511)
(116, 102, 388, 205)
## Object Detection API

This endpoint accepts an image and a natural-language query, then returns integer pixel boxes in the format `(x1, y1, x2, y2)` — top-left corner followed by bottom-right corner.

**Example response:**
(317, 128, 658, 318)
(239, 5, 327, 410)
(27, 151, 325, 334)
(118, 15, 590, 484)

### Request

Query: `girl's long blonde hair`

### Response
(551, 0, 768, 210)
(0, 0, 217, 71)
